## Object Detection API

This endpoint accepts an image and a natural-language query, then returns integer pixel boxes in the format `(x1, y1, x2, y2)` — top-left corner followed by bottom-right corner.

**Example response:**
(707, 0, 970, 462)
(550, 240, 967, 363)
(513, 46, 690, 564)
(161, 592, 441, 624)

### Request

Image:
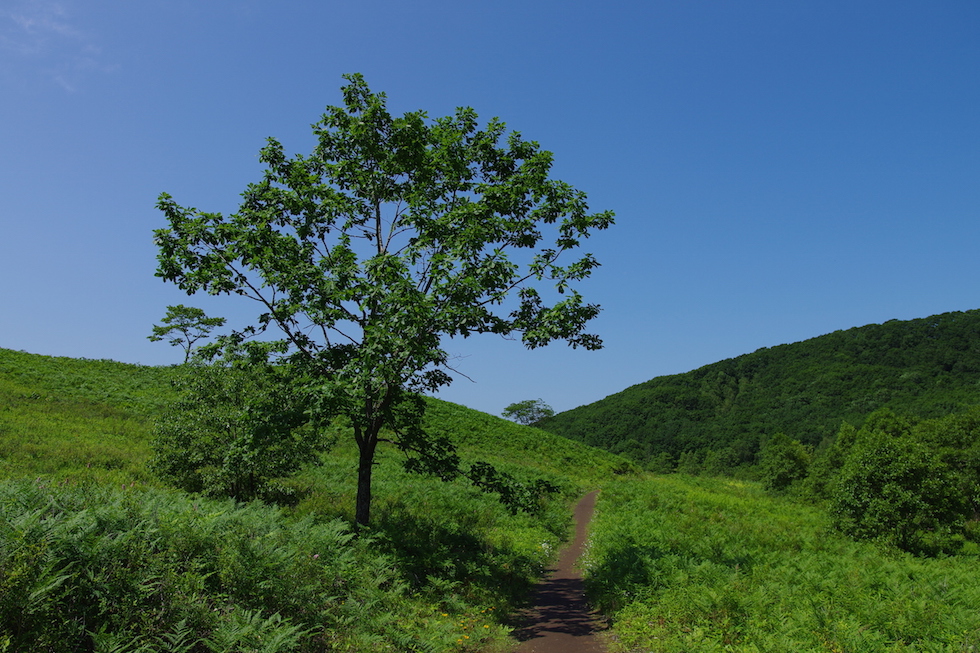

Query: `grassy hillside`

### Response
(0, 347, 634, 652)
(586, 474, 980, 651)
(0, 347, 631, 489)
(539, 308, 980, 470)
(6, 346, 980, 651)
(0, 348, 177, 483)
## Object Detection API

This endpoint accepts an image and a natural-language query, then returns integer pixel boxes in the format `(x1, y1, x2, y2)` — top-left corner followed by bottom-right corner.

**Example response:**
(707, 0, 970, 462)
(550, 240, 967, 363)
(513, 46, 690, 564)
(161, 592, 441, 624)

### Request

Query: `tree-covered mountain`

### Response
(538, 309, 980, 471)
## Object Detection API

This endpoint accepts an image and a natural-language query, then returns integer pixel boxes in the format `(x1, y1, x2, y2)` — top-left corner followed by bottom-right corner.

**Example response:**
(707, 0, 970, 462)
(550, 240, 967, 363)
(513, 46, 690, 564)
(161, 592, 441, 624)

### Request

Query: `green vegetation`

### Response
(6, 303, 980, 650)
(792, 407, 980, 555)
(2, 480, 440, 652)
(148, 304, 226, 363)
(585, 475, 980, 652)
(501, 399, 555, 426)
(758, 432, 810, 493)
(540, 308, 980, 474)
(154, 73, 613, 527)
(0, 347, 632, 651)
(151, 364, 325, 502)
(0, 348, 175, 484)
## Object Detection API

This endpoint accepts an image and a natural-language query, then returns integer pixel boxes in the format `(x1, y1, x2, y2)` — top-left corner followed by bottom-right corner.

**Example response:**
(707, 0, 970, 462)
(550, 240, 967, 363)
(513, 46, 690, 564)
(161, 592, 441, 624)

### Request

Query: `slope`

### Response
(538, 308, 980, 470)
(0, 346, 631, 489)
(0, 346, 635, 652)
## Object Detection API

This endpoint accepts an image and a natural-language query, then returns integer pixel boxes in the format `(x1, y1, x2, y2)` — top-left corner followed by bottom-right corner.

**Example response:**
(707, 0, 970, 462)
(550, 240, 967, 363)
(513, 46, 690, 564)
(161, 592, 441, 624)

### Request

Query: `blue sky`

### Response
(2, 1, 978, 416)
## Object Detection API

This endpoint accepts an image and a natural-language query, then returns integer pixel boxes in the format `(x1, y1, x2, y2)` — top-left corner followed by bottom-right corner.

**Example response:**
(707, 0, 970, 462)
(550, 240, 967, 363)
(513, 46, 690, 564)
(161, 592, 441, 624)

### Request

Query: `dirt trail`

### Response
(510, 490, 606, 653)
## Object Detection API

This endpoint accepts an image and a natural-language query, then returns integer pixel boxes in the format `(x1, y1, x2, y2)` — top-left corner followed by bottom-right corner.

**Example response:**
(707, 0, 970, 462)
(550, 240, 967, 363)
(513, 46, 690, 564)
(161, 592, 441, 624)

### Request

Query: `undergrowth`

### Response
(0, 478, 517, 652)
(586, 475, 980, 652)
(0, 347, 637, 651)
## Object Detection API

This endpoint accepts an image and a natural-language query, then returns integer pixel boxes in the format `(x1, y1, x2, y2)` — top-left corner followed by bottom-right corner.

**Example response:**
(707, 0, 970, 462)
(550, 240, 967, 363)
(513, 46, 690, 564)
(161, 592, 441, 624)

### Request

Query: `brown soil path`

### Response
(509, 490, 606, 653)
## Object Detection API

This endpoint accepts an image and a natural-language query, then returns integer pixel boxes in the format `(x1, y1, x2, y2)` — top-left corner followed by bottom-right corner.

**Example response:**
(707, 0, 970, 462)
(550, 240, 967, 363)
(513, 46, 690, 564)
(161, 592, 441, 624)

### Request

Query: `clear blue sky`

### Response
(2, 1, 978, 416)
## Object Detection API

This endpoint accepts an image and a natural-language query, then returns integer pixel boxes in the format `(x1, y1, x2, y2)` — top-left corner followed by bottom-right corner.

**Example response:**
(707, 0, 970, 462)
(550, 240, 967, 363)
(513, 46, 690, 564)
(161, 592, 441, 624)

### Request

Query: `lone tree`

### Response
(153, 74, 614, 527)
(502, 399, 555, 426)
(148, 304, 226, 363)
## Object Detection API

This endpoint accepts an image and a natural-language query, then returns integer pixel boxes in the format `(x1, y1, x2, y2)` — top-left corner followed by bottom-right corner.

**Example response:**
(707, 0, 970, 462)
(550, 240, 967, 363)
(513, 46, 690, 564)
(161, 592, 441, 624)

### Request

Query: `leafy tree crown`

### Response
(154, 73, 612, 409)
(152, 74, 613, 525)
(502, 399, 555, 425)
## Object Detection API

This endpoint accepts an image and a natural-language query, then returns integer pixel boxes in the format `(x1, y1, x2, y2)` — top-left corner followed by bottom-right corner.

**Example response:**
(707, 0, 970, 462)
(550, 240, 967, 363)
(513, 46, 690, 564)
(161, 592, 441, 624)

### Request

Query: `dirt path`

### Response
(509, 490, 606, 653)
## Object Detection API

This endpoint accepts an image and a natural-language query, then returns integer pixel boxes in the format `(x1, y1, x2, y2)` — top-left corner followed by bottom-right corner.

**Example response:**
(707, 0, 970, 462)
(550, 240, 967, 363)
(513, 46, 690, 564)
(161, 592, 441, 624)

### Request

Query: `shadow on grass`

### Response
(373, 508, 543, 610)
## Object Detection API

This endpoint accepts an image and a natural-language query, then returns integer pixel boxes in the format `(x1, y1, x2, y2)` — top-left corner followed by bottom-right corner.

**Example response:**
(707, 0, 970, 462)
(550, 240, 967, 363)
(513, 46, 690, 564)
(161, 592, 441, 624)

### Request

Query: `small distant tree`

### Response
(759, 433, 810, 493)
(502, 399, 555, 425)
(148, 304, 226, 362)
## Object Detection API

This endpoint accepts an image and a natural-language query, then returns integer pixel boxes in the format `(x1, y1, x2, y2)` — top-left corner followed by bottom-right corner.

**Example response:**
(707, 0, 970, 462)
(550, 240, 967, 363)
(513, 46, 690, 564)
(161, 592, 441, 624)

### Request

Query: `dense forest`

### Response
(538, 309, 980, 473)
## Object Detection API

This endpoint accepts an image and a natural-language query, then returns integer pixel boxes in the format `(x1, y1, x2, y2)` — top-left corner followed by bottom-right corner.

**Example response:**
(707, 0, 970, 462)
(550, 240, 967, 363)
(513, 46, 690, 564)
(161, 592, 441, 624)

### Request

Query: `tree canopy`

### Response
(148, 304, 226, 363)
(153, 73, 614, 526)
(539, 309, 980, 472)
(502, 399, 555, 425)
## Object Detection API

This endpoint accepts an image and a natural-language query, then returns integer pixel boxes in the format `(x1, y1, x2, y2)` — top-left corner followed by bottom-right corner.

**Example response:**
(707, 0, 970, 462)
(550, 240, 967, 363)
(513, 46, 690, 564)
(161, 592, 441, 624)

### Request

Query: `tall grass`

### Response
(0, 349, 176, 416)
(585, 475, 980, 652)
(0, 347, 638, 651)
(0, 349, 176, 485)
(0, 478, 524, 652)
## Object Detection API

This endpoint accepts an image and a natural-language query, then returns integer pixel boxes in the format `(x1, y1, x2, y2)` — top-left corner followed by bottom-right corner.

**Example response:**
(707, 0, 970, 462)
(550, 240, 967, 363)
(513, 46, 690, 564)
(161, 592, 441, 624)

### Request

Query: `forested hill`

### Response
(538, 309, 980, 471)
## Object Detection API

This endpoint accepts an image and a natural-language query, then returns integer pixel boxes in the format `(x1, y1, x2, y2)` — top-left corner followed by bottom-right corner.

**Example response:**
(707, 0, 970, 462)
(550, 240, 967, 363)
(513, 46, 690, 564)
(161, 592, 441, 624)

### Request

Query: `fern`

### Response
(205, 610, 308, 653)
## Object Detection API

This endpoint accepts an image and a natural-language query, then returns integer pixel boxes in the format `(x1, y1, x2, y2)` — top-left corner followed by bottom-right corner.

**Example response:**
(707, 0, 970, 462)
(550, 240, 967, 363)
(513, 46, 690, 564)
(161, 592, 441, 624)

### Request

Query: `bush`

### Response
(759, 432, 810, 493)
(830, 428, 968, 554)
(151, 364, 326, 502)
(914, 406, 980, 514)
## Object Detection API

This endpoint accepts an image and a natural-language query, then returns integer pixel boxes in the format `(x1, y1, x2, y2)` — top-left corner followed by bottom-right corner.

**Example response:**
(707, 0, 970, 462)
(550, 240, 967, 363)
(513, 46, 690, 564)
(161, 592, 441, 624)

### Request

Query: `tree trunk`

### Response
(354, 435, 377, 529)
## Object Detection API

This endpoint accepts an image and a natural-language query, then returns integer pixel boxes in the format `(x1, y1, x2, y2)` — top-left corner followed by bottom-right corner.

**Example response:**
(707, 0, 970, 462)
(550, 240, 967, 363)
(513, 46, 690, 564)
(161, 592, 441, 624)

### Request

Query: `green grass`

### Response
(0, 347, 636, 651)
(19, 345, 980, 652)
(0, 349, 177, 484)
(586, 474, 980, 652)
(1, 478, 517, 652)
(421, 397, 637, 488)
(0, 348, 176, 414)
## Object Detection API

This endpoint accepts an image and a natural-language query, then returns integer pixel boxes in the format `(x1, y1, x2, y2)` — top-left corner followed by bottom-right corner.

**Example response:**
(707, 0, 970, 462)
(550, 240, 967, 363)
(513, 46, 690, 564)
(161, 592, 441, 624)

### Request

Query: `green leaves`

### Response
(501, 399, 555, 426)
(148, 305, 225, 363)
(151, 363, 323, 502)
(759, 432, 810, 493)
(157, 74, 612, 365)
(0, 479, 471, 652)
(154, 74, 612, 525)
(829, 419, 969, 554)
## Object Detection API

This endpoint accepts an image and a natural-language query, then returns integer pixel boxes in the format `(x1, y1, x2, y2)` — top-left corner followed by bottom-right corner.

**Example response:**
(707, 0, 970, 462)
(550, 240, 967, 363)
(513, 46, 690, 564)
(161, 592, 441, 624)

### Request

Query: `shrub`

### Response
(759, 432, 810, 493)
(830, 428, 968, 554)
(151, 364, 326, 502)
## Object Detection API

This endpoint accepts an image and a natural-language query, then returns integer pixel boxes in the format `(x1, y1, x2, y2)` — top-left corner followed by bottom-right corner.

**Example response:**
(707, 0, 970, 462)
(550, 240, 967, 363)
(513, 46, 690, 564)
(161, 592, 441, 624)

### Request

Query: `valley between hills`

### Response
(3, 307, 980, 651)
